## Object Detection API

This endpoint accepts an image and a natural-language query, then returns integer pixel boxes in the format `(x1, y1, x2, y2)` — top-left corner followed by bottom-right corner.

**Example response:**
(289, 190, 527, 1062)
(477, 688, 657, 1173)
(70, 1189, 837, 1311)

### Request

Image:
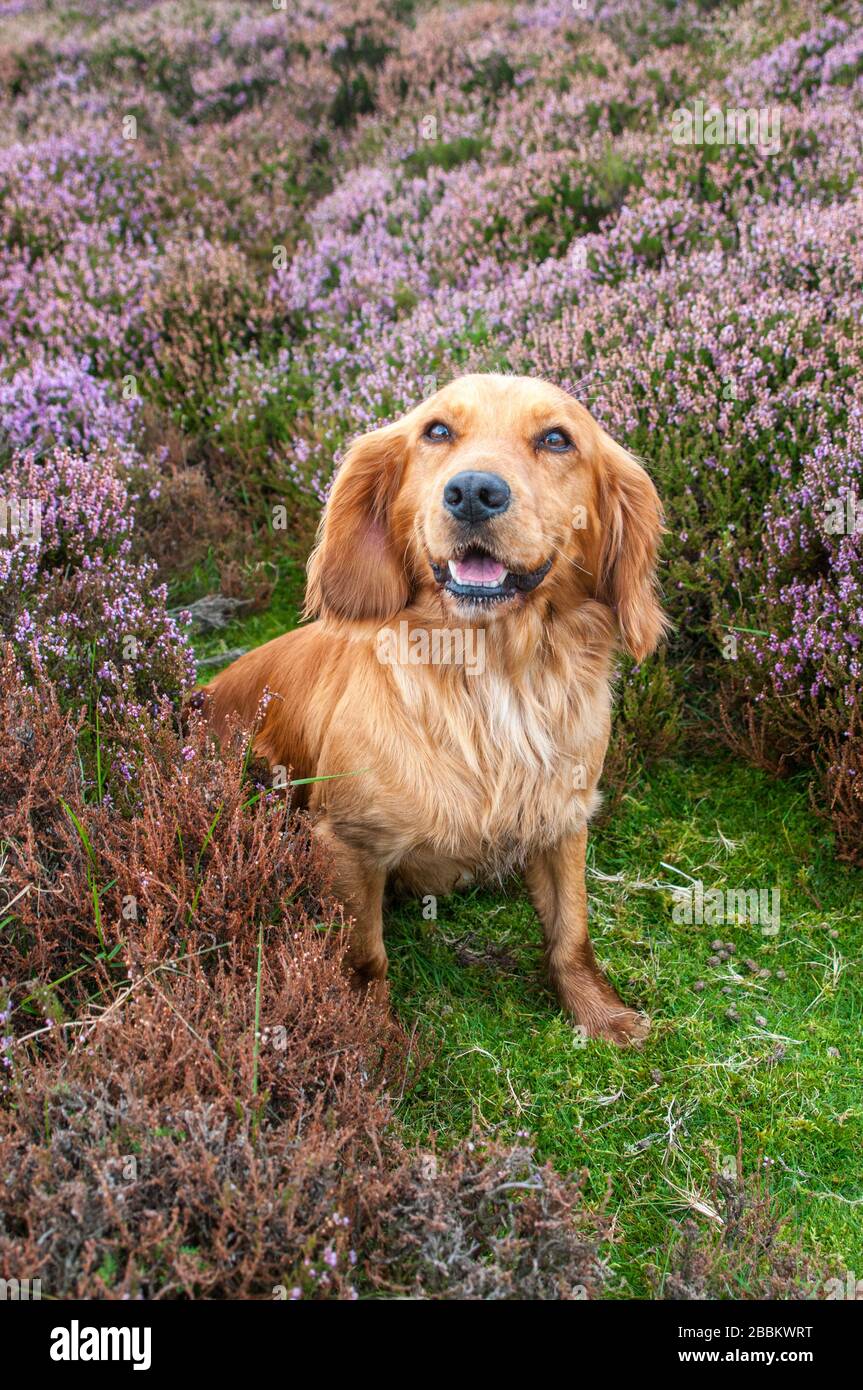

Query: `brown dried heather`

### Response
(141, 237, 271, 415)
(820, 699, 863, 867)
(363, 1140, 610, 1301)
(718, 684, 796, 779)
(0, 645, 341, 995)
(124, 453, 234, 583)
(651, 1157, 828, 1300)
(1, 942, 400, 1298)
(0, 649, 83, 936)
(0, 649, 401, 1297)
(0, 650, 613, 1300)
(719, 679, 863, 867)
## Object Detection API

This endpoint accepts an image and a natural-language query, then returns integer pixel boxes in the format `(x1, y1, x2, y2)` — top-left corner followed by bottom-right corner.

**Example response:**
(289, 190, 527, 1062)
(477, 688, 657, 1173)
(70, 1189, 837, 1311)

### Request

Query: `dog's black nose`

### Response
(443, 471, 511, 524)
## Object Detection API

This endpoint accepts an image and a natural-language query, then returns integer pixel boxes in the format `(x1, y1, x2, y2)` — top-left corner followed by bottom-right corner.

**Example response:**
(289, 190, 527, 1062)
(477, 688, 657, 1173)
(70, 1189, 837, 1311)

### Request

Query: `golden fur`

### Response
(204, 374, 666, 1044)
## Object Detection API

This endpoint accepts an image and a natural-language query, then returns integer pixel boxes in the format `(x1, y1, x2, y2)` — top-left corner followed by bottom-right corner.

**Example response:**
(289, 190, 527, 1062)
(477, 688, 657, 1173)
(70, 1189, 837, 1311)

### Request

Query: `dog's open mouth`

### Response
(430, 548, 552, 604)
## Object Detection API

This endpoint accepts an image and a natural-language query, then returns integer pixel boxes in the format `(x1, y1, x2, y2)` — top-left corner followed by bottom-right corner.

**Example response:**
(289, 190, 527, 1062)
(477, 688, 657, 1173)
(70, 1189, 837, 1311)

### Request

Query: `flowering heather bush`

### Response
(0, 130, 160, 258)
(721, 411, 863, 861)
(0, 356, 138, 457)
(0, 130, 160, 376)
(727, 13, 863, 104)
(0, 448, 195, 712)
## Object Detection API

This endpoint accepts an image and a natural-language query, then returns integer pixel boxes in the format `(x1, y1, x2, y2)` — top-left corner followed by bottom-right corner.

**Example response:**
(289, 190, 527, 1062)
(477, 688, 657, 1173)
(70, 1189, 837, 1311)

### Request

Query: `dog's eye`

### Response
(423, 421, 452, 441)
(538, 428, 573, 452)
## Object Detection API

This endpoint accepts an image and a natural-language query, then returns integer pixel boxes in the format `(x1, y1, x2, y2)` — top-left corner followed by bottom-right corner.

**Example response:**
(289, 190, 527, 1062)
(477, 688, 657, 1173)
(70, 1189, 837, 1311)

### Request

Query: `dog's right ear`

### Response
(305, 420, 410, 622)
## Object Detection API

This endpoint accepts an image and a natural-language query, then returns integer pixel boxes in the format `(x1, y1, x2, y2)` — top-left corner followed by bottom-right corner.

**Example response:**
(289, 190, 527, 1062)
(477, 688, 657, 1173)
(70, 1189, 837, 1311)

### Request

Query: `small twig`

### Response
(396, 1016, 420, 1106)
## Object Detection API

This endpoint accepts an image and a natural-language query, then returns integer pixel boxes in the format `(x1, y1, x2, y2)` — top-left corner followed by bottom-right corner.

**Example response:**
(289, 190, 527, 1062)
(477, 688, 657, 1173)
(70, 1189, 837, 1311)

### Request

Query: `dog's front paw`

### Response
(573, 1006, 651, 1048)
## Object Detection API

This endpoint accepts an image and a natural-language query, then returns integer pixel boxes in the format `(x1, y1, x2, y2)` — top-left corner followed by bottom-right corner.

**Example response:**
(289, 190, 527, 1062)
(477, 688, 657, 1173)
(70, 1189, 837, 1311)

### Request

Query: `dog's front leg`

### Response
(526, 829, 649, 1046)
(314, 817, 388, 985)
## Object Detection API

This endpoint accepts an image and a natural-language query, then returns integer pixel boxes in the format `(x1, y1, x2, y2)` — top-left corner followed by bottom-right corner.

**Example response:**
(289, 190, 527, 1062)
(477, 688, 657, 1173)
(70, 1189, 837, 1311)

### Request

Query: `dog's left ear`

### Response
(595, 432, 667, 662)
(305, 420, 410, 622)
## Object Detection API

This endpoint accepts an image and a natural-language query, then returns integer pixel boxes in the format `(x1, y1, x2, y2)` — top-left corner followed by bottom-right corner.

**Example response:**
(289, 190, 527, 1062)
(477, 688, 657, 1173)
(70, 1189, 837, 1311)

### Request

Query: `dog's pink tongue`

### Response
(453, 554, 507, 584)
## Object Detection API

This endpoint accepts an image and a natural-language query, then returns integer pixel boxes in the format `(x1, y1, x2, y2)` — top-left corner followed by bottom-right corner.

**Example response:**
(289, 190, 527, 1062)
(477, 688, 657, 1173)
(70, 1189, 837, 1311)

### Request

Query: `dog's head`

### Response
(306, 374, 666, 660)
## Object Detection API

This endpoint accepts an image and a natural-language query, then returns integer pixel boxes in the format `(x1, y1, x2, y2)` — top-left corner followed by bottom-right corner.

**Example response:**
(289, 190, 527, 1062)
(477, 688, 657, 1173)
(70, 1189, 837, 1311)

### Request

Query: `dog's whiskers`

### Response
(551, 542, 593, 578)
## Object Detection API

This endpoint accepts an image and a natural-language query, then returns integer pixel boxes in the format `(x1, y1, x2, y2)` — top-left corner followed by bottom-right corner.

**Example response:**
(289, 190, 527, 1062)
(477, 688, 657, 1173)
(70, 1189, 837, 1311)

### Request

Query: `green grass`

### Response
(187, 552, 309, 676)
(197, 575, 863, 1297)
(388, 760, 863, 1295)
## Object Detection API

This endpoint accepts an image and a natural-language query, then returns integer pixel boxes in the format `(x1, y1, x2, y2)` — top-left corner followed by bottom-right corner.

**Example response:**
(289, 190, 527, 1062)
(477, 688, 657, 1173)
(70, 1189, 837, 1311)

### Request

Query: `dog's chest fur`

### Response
(337, 625, 614, 889)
